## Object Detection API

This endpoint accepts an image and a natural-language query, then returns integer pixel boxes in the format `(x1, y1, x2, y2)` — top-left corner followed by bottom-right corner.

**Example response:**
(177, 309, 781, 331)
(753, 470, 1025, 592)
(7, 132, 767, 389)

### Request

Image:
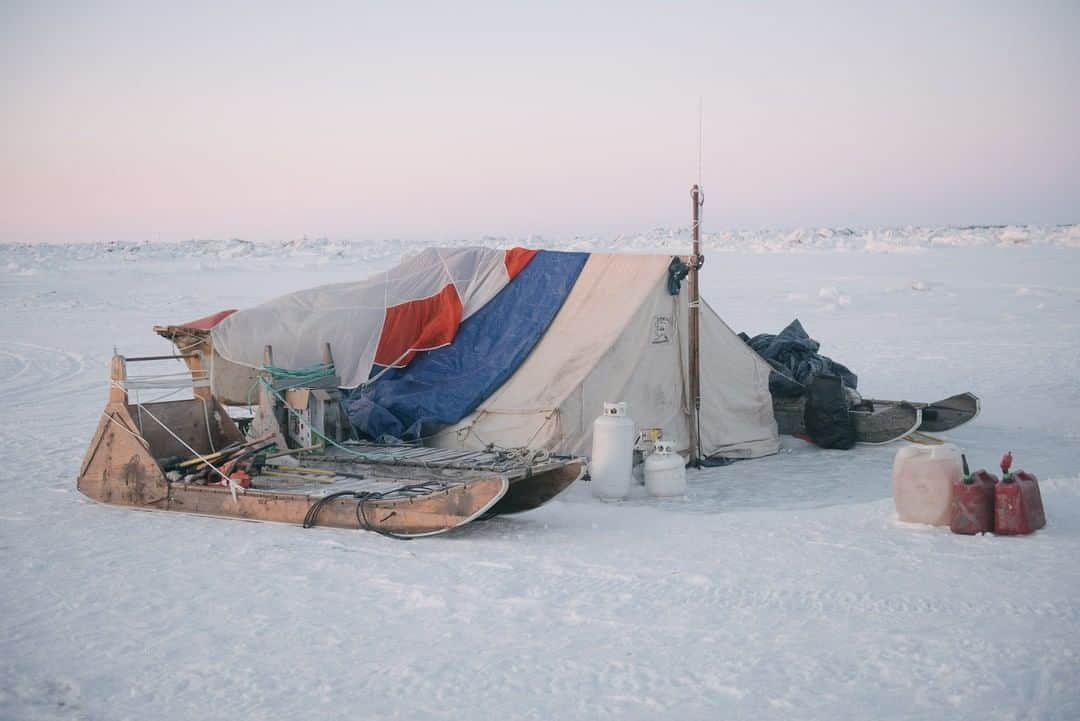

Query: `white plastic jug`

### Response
(892, 443, 963, 525)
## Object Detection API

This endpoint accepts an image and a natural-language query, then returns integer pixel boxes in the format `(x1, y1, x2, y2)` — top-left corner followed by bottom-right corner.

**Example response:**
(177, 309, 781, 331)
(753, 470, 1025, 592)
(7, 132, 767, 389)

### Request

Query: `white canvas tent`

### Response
(158, 249, 779, 462)
(429, 253, 779, 460)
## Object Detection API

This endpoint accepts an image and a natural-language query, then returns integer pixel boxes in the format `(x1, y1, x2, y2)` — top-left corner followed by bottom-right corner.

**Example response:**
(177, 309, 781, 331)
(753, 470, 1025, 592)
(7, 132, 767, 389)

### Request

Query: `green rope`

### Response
(244, 361, 337, 411)
(260, 362, 335, 387)
(254, 373, 387, 460)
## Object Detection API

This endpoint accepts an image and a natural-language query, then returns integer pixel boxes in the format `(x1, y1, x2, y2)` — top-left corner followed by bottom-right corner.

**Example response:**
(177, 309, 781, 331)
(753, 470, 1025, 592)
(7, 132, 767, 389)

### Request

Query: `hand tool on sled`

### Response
(261, 469, 337, 484)
(264, 443, 324, 460)
(174, 433, 271, 471)
(266, 465, 335, 476)
(217, 439, 277, 478)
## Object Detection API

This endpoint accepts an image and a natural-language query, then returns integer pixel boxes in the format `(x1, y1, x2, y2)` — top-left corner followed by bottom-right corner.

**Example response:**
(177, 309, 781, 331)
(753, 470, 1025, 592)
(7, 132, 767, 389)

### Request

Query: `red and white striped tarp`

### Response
(172, 246, 536, 388)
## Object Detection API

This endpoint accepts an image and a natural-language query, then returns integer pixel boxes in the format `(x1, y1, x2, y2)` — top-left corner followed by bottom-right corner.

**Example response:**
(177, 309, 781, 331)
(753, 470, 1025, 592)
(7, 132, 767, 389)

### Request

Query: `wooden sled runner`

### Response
(860, 392, 980, 433)
(771, 391, 980, 445)
(77, 355, 583, 538)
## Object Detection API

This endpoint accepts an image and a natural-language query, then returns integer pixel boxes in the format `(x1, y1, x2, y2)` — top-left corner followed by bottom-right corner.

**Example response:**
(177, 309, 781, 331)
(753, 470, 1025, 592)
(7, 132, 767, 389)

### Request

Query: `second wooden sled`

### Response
(771, 394, 922, 445)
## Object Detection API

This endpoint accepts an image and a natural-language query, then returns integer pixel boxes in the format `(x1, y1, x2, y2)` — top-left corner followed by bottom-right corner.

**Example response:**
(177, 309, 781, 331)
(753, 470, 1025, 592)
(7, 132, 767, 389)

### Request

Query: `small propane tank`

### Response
(644, 441, 686, 497)
(892, 442, 962, 525)
(591, 402, 635, 500)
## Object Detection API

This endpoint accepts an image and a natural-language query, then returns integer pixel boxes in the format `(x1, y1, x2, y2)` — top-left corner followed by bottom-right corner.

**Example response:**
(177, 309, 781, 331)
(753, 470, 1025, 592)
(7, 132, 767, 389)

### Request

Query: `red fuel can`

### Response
(994, 453, 1046, 536)
(951, 468, 996, 535)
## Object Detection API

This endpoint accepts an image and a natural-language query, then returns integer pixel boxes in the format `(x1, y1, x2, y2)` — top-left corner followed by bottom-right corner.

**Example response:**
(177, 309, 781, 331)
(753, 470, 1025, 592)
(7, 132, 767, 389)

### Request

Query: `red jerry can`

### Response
(950, 455, 996, 534)
(994, 452, 1047, 536)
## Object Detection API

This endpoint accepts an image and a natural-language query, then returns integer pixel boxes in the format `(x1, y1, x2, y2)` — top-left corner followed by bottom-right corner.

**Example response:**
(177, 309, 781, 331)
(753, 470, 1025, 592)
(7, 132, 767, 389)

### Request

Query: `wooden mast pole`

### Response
(108, 354, 128, 405)
(688, 185, 704, 467)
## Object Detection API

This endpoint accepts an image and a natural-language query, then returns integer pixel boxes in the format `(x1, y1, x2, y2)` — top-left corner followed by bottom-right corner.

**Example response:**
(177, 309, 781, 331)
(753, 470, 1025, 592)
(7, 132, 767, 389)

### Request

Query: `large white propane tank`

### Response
(892, 442, 962, 525)
(591, 402, 635, 500)
(644, 441, 686, 497)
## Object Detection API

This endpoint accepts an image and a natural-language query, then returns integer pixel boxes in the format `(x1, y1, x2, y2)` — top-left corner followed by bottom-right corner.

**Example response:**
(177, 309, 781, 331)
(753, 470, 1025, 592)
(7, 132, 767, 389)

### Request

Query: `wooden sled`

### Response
(772, 394, 922, 445)
(77, 356, 583, 538)
(772, 391, 980, 445)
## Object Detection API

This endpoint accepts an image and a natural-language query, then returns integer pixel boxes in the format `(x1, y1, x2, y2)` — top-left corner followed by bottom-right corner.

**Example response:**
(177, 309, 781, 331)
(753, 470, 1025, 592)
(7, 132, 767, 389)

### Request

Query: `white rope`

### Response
(201, 397, 216, 453)
(125, 369, 207, 377)
(362, 347, 415, 386)
(122, 377, 210, 388)
(110, 384, 191, 440)
(135, 388, 144, 434)
(111, 381, 245, 503)
(101, 410, 152, 450)
(451, 406, 559, 458)
(490, 445, 551, 465)
(436, 248, 455, 291)
(172, 337, 206, 354)
(466, 407, 557, 415)
(121, 369, 209, 390)
(139, 385, 189, 404)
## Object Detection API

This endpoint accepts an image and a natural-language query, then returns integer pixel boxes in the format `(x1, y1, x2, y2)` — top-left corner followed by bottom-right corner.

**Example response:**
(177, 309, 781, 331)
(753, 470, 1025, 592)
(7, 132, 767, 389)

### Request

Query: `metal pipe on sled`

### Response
(77, 355, 583, 538)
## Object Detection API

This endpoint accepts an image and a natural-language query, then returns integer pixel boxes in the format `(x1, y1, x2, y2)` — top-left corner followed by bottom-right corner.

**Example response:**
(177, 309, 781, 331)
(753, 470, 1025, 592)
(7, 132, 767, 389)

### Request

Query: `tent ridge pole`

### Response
(689, 184, 704, 467)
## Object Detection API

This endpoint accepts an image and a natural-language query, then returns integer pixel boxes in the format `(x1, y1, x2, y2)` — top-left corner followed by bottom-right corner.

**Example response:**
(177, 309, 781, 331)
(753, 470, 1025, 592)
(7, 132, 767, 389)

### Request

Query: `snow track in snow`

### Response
(0, 343, 88, 404)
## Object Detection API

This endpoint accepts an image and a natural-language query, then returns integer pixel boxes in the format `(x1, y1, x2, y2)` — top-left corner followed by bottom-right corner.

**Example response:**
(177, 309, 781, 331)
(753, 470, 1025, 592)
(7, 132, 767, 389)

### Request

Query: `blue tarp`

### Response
(344, 250, 589, 442)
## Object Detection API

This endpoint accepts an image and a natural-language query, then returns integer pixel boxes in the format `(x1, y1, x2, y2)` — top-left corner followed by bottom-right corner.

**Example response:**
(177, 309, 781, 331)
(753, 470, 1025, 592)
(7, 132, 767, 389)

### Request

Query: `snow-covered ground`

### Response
(2, 228, 1079, 720)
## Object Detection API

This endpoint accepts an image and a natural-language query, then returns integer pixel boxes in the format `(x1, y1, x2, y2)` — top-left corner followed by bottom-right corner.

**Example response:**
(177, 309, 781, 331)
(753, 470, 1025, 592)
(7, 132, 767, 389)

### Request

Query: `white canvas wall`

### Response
(432, 253, 779, 460)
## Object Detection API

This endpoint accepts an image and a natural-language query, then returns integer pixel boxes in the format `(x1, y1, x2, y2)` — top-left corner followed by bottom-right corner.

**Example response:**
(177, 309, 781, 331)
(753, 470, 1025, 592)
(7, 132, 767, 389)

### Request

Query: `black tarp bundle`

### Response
(740, 319, 860, 449)
(738, 319, 858, 398)
(802, 375, 857, 449)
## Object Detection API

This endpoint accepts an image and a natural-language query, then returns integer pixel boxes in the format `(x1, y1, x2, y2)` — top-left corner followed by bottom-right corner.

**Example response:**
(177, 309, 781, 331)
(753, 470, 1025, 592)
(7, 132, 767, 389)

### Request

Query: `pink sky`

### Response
(3, 1, 1077, 243)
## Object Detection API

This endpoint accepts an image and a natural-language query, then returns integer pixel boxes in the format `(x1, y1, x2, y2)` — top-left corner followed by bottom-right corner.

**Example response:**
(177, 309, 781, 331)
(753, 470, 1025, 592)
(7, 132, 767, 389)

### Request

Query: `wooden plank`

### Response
(164, 476, 508, 536)
(77, 402, 171, 509)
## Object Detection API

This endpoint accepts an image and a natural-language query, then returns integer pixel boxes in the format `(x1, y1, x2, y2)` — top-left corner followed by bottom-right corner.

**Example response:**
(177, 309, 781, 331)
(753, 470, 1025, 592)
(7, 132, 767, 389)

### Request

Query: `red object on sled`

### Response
(222, 469, 252, 489)
(950, 468, 996, 535)
(994, 453, 1046, 536)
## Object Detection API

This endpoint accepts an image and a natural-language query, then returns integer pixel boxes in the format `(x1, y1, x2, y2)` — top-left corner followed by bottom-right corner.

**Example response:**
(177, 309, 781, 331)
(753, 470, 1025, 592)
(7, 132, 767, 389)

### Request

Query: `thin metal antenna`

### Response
(697, 97, 703, 189)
